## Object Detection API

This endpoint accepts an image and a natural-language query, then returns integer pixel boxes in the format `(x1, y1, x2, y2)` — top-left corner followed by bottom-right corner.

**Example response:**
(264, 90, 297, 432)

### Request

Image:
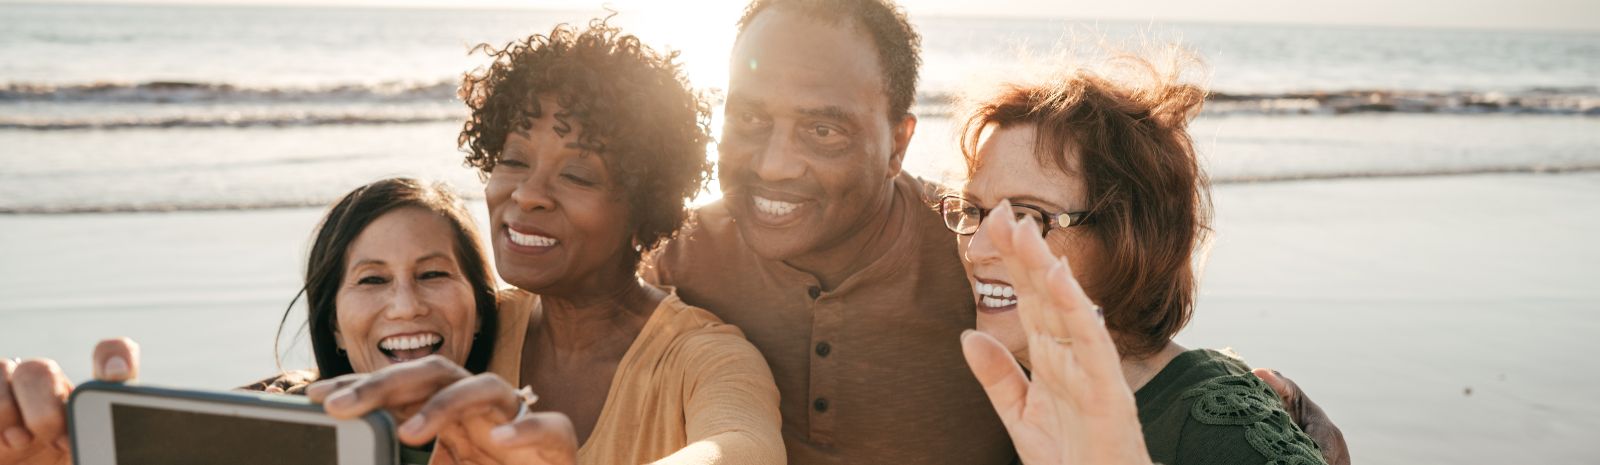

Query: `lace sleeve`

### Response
(1179, 375, 1327, 465)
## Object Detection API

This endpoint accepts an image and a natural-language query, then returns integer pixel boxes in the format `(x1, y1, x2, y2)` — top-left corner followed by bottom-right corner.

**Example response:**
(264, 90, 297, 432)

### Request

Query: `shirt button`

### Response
(815, 341, 832, 357)
(813, 397, 830, 413)
(807, 286, 822, 299)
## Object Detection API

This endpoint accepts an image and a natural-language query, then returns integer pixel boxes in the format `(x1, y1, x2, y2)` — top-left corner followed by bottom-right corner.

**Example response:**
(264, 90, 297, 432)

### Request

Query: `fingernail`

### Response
(102, 356, 129, 379)
(3, 427, 32, 450)
(399, 414, 425, 436)
(490, 424, 516, 444)
(959, 329, 974, 341)
(324, 390, 355, 409)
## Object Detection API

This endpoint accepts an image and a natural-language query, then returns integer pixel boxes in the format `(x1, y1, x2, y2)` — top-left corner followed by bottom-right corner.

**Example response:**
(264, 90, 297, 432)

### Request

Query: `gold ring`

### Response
(1052, 336, 1072, 346)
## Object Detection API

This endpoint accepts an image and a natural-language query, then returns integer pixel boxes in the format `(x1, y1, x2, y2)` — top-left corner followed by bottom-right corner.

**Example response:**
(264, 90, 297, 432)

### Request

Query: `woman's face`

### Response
(958, 124, 1101, 368)
(484, 97, 634, 295)
(334, 207, 479, 373)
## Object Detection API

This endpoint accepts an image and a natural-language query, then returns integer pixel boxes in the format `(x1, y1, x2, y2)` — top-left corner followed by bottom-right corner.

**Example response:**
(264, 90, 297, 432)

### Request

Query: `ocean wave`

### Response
(915, 87, 1600, 116)
(6, 165, 1598, 214)
(0, 80, 459, 104)
(0, 112, 460, 130)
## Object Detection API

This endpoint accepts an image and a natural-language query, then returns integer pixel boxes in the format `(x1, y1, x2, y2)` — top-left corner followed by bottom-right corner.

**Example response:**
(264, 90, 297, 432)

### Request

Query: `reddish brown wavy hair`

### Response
(958, 50, 1213, 358)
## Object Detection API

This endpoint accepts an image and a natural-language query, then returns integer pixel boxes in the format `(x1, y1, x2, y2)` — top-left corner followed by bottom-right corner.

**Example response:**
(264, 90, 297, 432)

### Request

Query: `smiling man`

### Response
(644, 0, 1016, 462)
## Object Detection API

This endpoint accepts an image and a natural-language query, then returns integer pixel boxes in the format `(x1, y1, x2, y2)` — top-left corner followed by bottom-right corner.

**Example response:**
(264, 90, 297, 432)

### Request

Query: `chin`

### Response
(731, 217, 817, 261)
(975, 312, 1026, 354)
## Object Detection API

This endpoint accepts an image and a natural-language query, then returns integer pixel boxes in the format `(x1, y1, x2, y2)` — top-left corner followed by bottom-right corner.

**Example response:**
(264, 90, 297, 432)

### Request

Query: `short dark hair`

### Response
(737, 0, 922, 120)
(958, 51, 1212, 358)
(458, 18, 714, 263)
(278, 177, 499, 379)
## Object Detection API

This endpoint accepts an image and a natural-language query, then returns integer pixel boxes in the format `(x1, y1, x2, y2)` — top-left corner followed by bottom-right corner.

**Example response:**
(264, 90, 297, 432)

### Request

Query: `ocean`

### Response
(2, 2, 1598, 212)
(4, 4, 1600, 464)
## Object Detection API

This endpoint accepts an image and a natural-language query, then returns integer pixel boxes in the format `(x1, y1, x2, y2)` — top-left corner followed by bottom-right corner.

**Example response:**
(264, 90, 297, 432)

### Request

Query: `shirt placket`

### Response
(805, 283, 842, 446)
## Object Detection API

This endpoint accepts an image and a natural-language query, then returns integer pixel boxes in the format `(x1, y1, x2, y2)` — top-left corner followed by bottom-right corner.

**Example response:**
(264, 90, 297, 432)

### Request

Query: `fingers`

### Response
(0, 358, 30, 451)
(396, 374, 518, 445)
(959, 330, 1030, 423)
(1042, 261, 1120, 384)
(92, 338, 140, 382)
(487, 412, 578, 457)
(311, 355, 470, 420)
(9, 359, 72, 445)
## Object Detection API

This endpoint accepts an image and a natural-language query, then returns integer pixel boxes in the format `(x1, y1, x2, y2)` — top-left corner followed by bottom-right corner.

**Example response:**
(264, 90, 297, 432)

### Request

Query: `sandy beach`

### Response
(2, 171, 1597, 464)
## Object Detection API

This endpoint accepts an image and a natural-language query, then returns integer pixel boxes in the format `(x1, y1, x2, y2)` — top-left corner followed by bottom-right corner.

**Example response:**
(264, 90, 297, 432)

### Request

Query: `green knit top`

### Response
(1135, 349, 1328, 465)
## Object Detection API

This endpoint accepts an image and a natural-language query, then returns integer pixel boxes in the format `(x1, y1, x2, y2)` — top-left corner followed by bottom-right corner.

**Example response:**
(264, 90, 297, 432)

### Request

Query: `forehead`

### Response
(729, 9, 888, 117)
(348, 208, 457, 259)
(965, 124, 1084, 209)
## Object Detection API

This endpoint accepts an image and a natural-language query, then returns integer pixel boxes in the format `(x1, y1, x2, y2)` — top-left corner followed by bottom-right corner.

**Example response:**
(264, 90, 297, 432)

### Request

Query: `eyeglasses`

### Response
(939, 194, 1093, 238)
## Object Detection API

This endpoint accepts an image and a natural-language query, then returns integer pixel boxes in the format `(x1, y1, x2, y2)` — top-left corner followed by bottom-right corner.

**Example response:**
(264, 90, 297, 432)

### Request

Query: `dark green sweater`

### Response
(1135, 349, 1327, 465)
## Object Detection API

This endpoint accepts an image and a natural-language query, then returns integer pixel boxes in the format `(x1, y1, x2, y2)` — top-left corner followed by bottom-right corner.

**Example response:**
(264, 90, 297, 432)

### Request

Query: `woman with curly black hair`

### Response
(303, 18, 786, 465)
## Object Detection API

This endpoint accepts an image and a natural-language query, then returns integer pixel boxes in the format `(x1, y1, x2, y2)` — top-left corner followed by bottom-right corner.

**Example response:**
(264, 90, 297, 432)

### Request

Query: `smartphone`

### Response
(68, 380, 398, 465)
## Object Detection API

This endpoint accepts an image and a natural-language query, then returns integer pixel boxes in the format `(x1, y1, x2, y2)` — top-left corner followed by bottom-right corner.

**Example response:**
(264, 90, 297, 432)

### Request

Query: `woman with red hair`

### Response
(950, 50, 1338, 464)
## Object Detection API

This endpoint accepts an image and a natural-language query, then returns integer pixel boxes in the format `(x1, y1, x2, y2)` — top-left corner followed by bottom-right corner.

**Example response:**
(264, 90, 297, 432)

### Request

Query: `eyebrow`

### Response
(795, 105, 856, 124)
(349, 252, 453, 269)
(965, 191, 1070, 212)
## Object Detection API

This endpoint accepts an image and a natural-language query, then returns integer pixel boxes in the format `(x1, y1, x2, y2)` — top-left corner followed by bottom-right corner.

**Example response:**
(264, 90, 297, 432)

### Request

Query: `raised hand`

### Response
(960, 202, 1151, 465)
(0, 338, 141, 465)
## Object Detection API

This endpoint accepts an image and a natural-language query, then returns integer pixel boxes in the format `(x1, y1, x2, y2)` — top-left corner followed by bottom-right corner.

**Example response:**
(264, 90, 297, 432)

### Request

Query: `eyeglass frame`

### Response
(938, 194, 1094, 238)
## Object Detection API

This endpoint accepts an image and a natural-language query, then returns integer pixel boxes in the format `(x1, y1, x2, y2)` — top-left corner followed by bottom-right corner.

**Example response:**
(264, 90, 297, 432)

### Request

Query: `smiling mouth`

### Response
(749, 194, 806, 225)
(507, 228, 559, 248)
(975, 281, 1018, 313)
(377, 332, 443, 363)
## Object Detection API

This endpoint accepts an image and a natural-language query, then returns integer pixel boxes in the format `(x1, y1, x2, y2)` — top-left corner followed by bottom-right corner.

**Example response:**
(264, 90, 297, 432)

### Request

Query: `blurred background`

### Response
(2, 0, 1597, 463)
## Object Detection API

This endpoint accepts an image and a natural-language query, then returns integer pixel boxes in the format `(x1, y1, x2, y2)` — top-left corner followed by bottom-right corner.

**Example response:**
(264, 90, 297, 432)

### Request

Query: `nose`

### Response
(748, 126, 806, 182)
(963, 215, 1003, 267)
(509, 173, 555, 212)
(385, 277, 429, 321)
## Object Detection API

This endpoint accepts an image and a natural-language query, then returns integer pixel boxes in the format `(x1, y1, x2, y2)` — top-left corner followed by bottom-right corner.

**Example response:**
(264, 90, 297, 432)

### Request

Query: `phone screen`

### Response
(111, 403, 338, 465)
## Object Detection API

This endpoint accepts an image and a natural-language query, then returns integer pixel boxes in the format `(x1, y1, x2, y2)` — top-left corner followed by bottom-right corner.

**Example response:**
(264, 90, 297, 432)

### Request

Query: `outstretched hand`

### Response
(306, 356, 578, 465)
(0, 338, 141, 465)
(960, 202, 1151, 465)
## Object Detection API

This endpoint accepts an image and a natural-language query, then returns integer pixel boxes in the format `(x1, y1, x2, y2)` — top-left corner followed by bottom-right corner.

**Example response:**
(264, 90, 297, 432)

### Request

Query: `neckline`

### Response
(1133, 348, 1214, 402)
(571, 291, 682, 452)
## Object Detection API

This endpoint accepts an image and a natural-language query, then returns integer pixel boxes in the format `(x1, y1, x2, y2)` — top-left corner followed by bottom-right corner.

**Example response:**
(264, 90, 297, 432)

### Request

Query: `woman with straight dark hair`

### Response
(248, 176, 499, 392)
(0, 177, 500, 465)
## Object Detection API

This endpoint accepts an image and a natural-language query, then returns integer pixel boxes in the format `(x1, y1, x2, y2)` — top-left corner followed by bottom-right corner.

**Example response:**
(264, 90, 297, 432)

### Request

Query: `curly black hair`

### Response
(738, 0, 922, 120)
(458, 17, 714, 262)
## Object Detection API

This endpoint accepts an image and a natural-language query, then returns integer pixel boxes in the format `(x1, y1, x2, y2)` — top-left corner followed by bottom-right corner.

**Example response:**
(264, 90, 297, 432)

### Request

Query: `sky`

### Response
(16, 0, 1600, 32)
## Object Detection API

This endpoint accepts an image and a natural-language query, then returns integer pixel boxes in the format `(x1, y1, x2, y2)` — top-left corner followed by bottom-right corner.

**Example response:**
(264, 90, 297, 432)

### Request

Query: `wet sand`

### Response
(3, 172, 1597, 464)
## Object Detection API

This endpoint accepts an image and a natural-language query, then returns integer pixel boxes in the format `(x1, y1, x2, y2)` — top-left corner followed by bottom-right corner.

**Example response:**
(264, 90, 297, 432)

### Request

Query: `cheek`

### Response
(1047, 232, 1102, 283)
(434, 283, 479, 338)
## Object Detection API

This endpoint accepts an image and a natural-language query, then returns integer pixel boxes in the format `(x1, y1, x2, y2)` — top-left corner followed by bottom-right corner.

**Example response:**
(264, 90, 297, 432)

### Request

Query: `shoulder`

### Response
(1164, 356, 1327, 465)
(643, 200, 746, 282)
(651, 293, 773, 379)
(895, 171, 951, 202)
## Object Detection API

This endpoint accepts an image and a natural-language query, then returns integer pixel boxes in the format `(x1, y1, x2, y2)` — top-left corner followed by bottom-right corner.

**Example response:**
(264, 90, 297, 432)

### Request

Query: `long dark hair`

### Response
(276, 177, 498, 379)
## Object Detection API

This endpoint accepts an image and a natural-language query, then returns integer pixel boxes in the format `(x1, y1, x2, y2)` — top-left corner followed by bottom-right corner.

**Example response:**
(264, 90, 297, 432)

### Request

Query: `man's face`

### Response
(719, 9, 912, 261)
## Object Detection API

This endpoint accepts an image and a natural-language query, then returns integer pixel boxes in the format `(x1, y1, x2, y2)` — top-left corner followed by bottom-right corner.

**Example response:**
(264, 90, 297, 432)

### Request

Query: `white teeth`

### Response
(379, 333, 441, 351)
(981, 296, 1018, 308)
(976, 282, 1015, 299)
(508, 229, 558, 247)
(753, 196, 800, 217)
